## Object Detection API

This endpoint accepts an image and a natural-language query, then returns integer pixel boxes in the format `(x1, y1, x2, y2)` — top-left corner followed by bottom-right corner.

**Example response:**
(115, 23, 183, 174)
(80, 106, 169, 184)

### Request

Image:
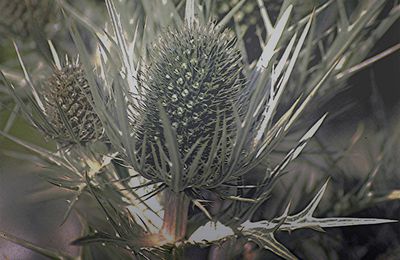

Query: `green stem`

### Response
(162, 190, 190, 260)
(162, 190, 190, 242)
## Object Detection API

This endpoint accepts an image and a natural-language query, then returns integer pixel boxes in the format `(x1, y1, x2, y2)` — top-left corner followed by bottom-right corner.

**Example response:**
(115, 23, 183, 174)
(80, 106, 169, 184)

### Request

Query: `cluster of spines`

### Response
(42, 58, 104, 146)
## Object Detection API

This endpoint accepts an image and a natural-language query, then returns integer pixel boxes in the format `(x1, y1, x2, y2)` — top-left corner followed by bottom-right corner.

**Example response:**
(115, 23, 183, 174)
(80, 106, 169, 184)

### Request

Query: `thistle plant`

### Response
(0, 0, 399, 259)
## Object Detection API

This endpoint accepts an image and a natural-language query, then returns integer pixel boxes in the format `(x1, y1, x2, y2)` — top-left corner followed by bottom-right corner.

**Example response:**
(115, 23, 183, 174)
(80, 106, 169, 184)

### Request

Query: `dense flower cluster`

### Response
(136, 23, 246, 189)
(42, 60, 104, 145)
(0, 0, 54, 37)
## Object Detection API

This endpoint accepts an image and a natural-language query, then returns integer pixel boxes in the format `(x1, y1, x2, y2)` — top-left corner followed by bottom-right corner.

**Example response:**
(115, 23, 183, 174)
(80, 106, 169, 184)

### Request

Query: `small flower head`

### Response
(0, 0, 54, 38)
(42, 58, 104, 146)
(135, 22, 246, 191)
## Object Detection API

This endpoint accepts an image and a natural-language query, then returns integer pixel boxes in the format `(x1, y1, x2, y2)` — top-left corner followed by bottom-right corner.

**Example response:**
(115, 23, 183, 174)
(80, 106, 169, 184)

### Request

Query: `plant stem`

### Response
(162, 190, 190, 242)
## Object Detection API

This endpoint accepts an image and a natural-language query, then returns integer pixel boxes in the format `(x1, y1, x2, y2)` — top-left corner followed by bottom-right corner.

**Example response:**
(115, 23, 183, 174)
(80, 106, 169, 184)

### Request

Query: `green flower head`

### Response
(42, 58, 104, 146)
(135, 22, 246, 191)
(0, 0, 54, 38)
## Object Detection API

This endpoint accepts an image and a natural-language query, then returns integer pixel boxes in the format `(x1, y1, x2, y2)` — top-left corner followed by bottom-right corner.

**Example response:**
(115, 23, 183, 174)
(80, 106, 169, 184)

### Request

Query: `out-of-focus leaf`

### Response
(0, 231, 74, 260)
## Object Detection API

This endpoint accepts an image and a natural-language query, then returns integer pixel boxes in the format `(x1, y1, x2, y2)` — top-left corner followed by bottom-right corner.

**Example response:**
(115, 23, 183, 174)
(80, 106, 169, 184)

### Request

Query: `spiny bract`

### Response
(42, 59, 104, 145)
(0, 0, 54, 38)
(135, 22, 246, 190)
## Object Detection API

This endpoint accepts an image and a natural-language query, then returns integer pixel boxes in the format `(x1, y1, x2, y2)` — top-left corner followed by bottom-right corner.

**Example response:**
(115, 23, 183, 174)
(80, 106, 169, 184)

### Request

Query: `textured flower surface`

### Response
(42, 59, 104, 145)
(0, 0, 54, 38)
(218, 0, 273, 26)
(135, 22, 246, 190)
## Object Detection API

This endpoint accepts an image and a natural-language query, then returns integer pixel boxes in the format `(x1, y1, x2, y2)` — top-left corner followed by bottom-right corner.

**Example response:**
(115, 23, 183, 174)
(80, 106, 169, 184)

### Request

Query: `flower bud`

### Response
(42, 59, 104, 145)
(0, 0, 54, 38)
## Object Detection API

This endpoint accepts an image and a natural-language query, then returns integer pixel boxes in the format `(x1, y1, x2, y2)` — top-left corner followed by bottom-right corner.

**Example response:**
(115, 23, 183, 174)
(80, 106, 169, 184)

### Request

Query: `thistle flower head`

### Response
(217, 0, 283, 31)
(42, 58, 104, 145)
(135, 22, 246, 191)
(0, 0, 54, 38)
